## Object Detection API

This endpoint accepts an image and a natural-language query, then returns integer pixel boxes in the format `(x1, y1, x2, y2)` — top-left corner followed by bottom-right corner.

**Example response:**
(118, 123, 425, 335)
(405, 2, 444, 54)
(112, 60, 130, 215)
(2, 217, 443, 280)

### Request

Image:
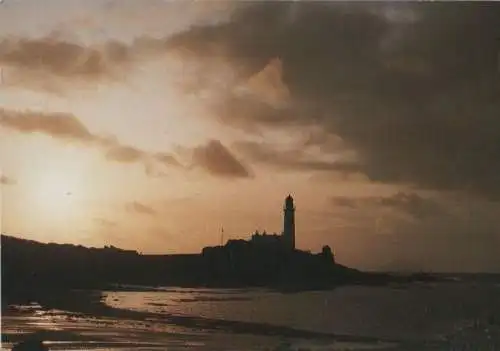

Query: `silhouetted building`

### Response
(202, 195, 298, 256)
(283, 194, 296, 250)
(321, 245, 335, 264)
(250, 194, 296, 251)
(250, 230, 282, 246)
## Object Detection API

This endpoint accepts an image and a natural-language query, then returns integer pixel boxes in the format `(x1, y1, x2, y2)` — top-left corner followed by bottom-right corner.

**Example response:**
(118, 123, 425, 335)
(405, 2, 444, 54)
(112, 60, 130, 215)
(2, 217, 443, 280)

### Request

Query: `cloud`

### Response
(190, 139, 251, 178)
(0, 34, 193, 92)
(163, 3, 278, 78)
(104, 144, 147, 163)
(102, 137, 253, 179)
(327, 192, 500, 272)
(378, 192, 445, 219)
(0, 107, 95, 142)
(0, 28, 236, 90)
(240, 58, 290, 107)
(0, 0, 238, 84)
(0, 175, 16, 185)
(330, 197, 358, 209)
(153, 152, 183, 168)
(378, 198, 500, 272)
(164, 2, 500, 199)
(0, 107, 254, 180)
(210, 94, 295, 134)
(0, 36, 138, 81)
(125, 201, 157, 216)
(0, 107, 182, 175)
(331, 192, 446, 220)
(233, 140, 360, 174)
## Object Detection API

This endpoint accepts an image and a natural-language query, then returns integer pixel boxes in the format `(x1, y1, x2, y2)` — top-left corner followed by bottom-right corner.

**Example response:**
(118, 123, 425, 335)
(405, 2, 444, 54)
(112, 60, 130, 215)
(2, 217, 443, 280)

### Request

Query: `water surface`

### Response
(3, 280, 500, 350)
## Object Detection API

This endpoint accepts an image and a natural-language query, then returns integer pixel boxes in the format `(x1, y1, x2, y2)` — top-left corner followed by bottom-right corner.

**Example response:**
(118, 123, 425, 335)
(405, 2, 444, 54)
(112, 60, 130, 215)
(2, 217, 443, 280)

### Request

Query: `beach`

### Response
(2, 289, 394, 351)
(3, 278, 500, 350)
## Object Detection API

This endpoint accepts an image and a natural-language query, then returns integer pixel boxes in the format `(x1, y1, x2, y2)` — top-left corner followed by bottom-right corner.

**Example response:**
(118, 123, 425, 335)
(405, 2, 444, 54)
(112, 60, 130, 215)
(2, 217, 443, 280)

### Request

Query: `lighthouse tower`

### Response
(283, 194, 296, 250)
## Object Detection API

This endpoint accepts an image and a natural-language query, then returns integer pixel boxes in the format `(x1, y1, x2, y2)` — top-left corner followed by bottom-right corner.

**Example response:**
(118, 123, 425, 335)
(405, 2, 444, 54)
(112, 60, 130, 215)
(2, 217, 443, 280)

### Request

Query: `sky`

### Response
(1, 0, 499, 273)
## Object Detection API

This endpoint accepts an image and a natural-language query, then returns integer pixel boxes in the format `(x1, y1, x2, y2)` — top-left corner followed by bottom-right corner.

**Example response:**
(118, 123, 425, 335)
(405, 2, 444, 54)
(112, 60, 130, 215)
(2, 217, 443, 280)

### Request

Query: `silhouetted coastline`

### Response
(0, 233, 451, 351)
(2, 234, 441, 310)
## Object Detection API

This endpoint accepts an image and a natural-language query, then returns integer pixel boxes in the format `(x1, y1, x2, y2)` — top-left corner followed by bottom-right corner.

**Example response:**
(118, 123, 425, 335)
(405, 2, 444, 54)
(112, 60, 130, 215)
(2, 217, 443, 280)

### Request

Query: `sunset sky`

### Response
(1, 1, 499, 272)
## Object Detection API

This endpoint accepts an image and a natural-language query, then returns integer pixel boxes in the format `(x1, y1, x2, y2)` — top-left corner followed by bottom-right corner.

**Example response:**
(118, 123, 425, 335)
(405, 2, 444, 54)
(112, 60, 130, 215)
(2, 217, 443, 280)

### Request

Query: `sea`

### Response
(2, 275, 500, 350)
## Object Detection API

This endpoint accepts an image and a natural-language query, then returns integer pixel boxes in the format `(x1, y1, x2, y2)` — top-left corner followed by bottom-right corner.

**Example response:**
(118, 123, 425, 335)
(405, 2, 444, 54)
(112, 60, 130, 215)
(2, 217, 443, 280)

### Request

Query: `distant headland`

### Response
(2, 195, 440, 307)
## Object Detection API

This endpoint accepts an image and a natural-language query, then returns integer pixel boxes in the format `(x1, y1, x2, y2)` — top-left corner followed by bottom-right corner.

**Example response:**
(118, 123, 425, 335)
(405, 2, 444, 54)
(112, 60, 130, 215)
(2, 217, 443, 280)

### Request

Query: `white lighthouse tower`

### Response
(283, 194, 296, 250)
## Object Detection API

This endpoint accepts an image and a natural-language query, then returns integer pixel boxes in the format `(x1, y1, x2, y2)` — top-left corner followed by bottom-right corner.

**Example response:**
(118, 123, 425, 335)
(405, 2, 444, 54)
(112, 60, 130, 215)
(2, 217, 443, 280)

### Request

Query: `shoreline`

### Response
(3, 288, 397, 345)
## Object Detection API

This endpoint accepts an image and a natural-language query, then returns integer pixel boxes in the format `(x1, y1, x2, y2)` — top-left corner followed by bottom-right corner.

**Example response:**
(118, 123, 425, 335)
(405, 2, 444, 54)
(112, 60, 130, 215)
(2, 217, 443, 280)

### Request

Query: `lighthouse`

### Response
(283, 194, 296, 250)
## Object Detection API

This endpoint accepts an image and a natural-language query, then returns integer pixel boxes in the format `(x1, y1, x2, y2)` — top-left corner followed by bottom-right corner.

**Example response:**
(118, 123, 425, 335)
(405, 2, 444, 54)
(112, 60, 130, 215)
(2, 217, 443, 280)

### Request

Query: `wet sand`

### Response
(2, 289, 400, 350)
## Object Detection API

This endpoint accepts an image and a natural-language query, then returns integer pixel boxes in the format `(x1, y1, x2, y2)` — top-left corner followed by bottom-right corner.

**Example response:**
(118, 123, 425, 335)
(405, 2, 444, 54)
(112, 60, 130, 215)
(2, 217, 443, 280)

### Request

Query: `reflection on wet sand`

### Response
(2, 296, 399, 351)
(3, 309, 206, 350)
(9, 282, 499, 350)
(2, 302, 209, 350)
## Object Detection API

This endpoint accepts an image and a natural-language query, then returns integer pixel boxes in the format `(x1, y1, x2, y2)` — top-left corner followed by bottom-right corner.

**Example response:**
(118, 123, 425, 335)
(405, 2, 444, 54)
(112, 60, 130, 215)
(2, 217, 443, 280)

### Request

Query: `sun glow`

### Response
(31, 168, 83, 220)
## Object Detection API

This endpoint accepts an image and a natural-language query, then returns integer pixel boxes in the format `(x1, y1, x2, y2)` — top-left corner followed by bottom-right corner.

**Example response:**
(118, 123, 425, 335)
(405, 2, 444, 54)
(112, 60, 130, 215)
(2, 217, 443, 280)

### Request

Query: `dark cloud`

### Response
(234, 140, 360, 174)
(0, 175, 16, 185)
(210, 94, 296, 133)
(331, 192, 446, 220)
(325, 192, 500, 272)
(125, 201, 157, 216)
(378, 192, 445, 219)
(191, 139, 251, 178)
(164, 3, 280, 79)
(378, 198, 500, 272)
(165, 2, 500, 199)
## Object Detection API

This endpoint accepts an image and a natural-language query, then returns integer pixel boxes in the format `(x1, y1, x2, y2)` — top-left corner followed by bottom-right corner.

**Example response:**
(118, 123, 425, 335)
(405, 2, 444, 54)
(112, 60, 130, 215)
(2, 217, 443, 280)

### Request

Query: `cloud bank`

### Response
(163, 2, 500, 199)
(0, 107, 248, 179)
